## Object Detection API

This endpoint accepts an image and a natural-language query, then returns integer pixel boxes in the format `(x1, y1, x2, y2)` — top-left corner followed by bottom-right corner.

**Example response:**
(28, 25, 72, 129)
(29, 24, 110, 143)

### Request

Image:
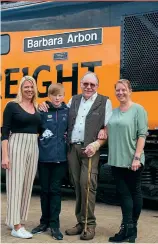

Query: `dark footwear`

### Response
(31, 224, 48, 234)
(108, 223, 136, 243)
(65, 223, 83, 235)
(133, 222, 137, 238)
(80, 227, 95, 240)
(51, 228, 63, 240)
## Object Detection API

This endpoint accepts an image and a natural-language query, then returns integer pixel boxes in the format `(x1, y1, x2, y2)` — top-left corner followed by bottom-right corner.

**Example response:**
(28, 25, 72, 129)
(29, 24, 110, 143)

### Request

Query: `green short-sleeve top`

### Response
(107, 103, 148, 168)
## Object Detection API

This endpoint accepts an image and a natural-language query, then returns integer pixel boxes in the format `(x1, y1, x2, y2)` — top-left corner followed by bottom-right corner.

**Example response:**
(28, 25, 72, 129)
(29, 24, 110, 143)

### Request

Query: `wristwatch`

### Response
(134, 156, 141, 161)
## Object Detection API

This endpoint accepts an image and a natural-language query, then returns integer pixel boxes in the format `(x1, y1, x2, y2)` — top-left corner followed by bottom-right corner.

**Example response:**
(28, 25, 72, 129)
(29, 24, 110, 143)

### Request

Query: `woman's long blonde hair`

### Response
(14, 76, 38, 107)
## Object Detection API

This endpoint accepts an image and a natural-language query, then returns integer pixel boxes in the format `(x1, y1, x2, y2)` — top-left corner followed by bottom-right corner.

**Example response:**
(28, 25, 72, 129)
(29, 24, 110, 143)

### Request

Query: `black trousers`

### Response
(38, 162, 67, 228)
(111, 166, 144, 225)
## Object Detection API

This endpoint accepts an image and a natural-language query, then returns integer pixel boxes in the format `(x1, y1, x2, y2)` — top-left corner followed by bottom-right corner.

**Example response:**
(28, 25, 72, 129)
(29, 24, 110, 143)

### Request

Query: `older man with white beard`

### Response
(65, 71, 112, 240)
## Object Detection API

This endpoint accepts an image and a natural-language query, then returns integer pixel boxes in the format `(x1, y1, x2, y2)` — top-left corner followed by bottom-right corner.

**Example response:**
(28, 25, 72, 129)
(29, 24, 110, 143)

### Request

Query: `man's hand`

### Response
(38, 102, 49, 112)
(84, 144, 96, 158)
(2, 157, 10, 170)
(84, 141, 100, 157)
(131, 160, 141, 171)
(98, 128, 107, 140)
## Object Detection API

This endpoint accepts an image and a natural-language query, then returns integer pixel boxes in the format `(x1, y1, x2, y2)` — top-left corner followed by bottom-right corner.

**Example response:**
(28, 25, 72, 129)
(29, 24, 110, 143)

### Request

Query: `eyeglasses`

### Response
(82, 82, 97, 89)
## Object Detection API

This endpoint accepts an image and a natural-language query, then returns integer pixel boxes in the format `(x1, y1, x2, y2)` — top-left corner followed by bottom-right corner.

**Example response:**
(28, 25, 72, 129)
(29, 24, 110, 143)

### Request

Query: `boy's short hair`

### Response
(48, 83, 64, 96)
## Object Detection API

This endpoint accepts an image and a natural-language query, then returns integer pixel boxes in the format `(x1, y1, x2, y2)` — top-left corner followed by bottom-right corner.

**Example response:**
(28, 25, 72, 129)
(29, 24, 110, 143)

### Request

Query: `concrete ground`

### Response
(1, 192, 158, 243)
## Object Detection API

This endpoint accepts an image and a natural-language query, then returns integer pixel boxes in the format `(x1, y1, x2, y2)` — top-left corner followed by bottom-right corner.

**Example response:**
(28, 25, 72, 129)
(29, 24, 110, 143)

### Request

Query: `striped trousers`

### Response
(6, 133, 39, 226)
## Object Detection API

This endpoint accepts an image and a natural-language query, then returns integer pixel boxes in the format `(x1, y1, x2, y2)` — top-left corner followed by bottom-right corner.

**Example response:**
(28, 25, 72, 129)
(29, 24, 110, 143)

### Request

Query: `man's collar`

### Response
(82, 92, 98, 102)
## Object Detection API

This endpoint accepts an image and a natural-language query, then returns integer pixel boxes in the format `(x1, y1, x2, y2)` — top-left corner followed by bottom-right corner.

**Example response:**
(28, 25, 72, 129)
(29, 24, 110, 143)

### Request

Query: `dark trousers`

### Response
(38, 162, 67, 228)
(111, 166, 144, 225)
(68, 144, 100, 227)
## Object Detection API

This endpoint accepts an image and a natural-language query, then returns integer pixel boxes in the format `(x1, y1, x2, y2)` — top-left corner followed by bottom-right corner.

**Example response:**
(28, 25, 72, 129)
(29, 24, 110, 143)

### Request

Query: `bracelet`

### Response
(89, 141, 100, 151)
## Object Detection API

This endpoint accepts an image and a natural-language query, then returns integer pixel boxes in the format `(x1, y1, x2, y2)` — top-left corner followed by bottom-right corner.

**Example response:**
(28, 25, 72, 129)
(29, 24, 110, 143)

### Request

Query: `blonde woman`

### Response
(1, 76, 41, 239)
(107, 79, 148, 243)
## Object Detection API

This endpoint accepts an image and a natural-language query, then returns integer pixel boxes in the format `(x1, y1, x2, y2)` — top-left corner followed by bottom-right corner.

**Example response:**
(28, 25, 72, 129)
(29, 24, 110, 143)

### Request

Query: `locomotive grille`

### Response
(155, 169, 158, 185)
(121, 11, 158, 91)
(141, 167, 153, 184)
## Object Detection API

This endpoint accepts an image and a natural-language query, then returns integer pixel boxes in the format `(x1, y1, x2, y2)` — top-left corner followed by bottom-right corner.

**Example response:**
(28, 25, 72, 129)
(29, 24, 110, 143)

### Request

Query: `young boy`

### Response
(32, 83, 68, 240)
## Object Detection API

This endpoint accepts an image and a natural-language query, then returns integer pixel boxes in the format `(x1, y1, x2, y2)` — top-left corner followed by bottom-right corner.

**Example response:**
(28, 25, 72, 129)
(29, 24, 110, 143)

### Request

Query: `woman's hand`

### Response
(97, 128, 107, 140)
(1, 157, 10, 170)
(38, 102, 49, 112)
(131, 159, 141, 171)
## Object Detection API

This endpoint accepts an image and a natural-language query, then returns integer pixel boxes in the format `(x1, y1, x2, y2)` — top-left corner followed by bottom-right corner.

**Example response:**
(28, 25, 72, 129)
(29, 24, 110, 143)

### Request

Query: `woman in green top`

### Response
(107, 79, 148, 243)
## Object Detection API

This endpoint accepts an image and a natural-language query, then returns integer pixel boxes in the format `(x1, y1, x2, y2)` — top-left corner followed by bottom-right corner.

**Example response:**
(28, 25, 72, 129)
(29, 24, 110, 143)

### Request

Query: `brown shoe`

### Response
(65, 223, 83, 235)
(80, 227, 95, 240)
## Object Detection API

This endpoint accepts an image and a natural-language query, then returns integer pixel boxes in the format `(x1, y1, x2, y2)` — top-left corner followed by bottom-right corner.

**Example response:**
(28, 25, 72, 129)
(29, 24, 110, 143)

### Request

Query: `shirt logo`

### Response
(48, 114, 52, 118)
(40, 129, 53, 140)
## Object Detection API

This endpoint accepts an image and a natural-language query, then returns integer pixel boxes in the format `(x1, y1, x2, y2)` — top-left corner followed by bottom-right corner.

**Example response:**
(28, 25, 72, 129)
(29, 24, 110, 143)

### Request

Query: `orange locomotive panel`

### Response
(1, 27, 158, 129)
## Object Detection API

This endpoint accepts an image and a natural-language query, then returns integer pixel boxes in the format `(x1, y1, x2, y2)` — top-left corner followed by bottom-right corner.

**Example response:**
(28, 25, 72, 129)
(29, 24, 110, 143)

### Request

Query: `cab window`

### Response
(1, 34, 10, 55)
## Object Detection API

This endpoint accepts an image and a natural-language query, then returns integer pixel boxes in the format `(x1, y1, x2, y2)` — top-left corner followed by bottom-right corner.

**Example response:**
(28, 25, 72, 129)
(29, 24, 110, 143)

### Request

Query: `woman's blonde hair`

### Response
(115, 79, 132, 90)
(14, 76, 38, 107)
